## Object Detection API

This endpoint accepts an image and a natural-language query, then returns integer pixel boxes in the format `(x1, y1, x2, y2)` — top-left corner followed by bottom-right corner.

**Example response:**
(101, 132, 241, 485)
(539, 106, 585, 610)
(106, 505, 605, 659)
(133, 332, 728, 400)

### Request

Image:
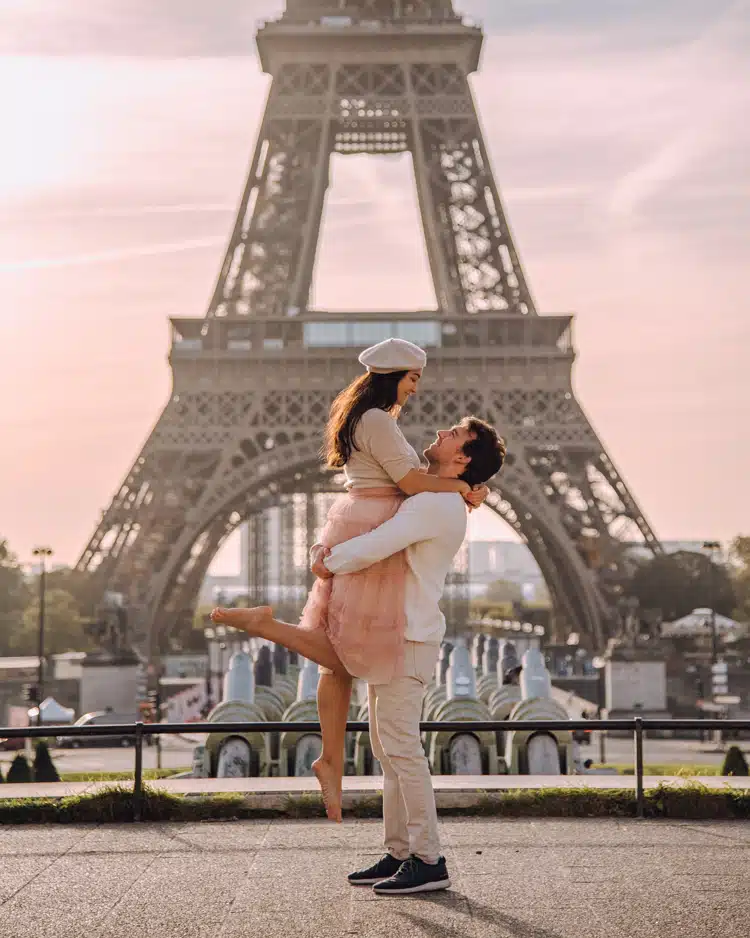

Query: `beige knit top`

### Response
(344, 408, 421, 489)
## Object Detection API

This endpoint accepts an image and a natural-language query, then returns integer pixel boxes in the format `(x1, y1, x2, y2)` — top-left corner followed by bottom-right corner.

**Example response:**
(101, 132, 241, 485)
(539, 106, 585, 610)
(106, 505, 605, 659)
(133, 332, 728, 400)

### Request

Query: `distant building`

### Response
(199, 531, 722, 606)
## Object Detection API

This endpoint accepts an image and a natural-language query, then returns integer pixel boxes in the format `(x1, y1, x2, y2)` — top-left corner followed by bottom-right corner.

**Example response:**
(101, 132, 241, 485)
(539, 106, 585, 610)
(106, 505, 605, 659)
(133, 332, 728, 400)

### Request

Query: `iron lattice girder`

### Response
(208, 55, 534, 318)
(78, 354, 656, 652)
(77, 8, 662, 657)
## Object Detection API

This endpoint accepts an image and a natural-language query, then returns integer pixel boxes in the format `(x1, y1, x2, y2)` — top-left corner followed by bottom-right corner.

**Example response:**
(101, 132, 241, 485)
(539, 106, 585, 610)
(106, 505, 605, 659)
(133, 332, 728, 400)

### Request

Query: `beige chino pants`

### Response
(367, 640, 441, 865)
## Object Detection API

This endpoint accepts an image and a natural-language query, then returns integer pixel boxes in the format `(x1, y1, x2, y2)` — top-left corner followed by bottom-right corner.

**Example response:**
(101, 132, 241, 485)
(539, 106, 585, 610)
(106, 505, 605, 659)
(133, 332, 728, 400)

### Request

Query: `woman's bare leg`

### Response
(210, 606, 346, 674)
(210, 606, 349, 821)
(314, 670, 352, 822)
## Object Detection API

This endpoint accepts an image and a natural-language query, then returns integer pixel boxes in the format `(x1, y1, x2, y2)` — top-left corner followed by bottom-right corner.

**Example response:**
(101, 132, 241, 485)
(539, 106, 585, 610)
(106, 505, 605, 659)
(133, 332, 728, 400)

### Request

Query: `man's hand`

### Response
(310, 544, 334, 580)
(464, 484, 490, 511)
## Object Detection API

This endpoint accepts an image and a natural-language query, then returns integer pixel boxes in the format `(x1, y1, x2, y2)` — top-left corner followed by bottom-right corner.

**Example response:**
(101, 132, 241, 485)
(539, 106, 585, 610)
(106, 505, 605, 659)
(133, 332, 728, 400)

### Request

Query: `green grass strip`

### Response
(0, 782, 748, 824)
(47, 764, 725, 782)
(58, 769, 187, 783)
(602, 763, 722, 777)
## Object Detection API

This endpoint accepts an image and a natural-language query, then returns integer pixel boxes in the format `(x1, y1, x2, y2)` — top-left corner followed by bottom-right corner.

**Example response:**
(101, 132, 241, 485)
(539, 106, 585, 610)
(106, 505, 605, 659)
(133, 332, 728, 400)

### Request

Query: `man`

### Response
(312, 416, 506, 895)
(211, 416, 505, 895)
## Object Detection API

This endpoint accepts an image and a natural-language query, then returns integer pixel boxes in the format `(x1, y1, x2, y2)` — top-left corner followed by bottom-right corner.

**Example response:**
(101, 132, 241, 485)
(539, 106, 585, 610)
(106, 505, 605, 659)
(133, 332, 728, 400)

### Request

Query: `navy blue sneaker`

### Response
(373, 855, 451, 895)
(348, 853, 404, 886)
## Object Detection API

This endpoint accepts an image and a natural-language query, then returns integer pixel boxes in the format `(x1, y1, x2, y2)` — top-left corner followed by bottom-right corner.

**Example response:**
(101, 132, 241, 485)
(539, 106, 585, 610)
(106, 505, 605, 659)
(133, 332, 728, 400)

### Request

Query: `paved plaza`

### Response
(0, 816, 747, 938)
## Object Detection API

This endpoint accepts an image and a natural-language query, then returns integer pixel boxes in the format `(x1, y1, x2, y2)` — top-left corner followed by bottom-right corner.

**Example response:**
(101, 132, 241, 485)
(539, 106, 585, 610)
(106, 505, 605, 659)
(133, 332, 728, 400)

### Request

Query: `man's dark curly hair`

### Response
(457, 417, 507, 487)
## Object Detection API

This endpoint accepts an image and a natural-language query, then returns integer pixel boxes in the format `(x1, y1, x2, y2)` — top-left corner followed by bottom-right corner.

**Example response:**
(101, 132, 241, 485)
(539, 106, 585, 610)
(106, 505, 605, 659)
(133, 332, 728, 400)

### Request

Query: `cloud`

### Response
(604, 1, 750, 223)
(4, 203, 237, 222)
(0, 0, 281, 57)
(608, 132, 706, 220)
(468, 0, 736, 47)
(0, 236, 225, 272)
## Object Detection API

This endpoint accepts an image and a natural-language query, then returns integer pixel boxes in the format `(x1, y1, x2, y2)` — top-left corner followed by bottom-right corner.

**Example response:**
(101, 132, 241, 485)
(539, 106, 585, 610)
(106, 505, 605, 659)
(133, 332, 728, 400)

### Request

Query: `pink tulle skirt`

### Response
(299, 486, 407, 684)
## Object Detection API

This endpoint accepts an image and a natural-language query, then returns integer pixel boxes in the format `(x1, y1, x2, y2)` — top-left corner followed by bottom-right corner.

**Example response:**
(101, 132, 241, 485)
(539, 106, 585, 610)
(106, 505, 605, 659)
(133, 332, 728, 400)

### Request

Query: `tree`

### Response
(0, 539, 30, 655)
(16, 589, 94, 656)
(485, 578, 523, 604)
(162, 606, 212, 653)
(43, 567, 102, 622)
(628, 550, 735, 623)
(729, 536, 750, 625)
(721, 745, 749, 777)
(33, 742, 61, 782)
(6, 754, 33, 783)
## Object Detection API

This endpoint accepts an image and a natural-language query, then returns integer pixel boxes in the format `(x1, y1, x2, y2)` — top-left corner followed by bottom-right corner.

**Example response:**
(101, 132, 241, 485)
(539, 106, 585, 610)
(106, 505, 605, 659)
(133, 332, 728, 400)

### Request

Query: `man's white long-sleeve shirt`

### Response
(323, 492, 468, 645)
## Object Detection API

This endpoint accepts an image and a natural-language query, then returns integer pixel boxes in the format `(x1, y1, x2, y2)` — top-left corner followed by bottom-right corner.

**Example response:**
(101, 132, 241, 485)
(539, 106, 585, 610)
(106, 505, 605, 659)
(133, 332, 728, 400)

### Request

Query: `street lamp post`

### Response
(31, 546, 53, 712)
(702, 541, 722, 666)
(215, 624, 228, 683)
(592, 655, 607, 764)
(203, 626, 216, 712)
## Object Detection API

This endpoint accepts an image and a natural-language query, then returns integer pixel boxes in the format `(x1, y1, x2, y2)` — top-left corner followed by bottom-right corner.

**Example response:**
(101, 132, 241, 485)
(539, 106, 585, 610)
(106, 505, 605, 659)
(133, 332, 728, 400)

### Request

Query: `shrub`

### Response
(33, 742, 61, 782)
(0, 783, 749, 825)
(721, 745, 749, 777)
(6, 754, 33, 783)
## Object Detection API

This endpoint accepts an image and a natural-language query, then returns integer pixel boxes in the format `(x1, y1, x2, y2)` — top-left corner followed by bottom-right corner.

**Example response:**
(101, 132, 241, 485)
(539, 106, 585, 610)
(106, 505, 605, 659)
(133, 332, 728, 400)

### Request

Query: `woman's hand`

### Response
(310, 545, 333, 580)
(463, 483, 490, 511)
(457, 480, 476, 511)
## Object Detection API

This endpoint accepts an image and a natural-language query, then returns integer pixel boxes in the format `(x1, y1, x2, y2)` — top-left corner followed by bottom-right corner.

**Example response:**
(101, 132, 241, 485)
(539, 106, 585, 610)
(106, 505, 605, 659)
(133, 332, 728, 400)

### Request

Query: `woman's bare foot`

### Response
(209, 606, 273, 636)
(312, 758, 343, 823)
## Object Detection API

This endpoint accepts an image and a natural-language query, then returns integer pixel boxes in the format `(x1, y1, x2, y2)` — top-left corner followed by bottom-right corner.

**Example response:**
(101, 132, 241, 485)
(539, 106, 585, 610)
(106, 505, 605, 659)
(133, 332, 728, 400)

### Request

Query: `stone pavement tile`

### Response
(96, 912, 225, 938)
(441, 817, 748, 849)
(563, 875, 749, 905)
(465, 899, 606, 938)
(450, 844, 668, 885)
(102, 854, 257, 918)
(669, 819, 750, 844)
(351, 819, 385, 846)
(263, 818, 359, 848)
(657, 843, 750, 875)
(0, 825, 90, 856)
(70, 823, 193, 855)
(0, 854, 156, 938)
(219, 896, 353, 938)
(349, 888, 475, 937)
(456, 851, 750, 938)
(0, 855, 55, 904)
(70, 819, 270, 857)
(229, 844, 356, 919)
(245, 848, 357, 882)
(231, 874, 351, 911)
(459, 878, 615, 938)
(159, 819, 271, 852)
(585, 892, 749, 938)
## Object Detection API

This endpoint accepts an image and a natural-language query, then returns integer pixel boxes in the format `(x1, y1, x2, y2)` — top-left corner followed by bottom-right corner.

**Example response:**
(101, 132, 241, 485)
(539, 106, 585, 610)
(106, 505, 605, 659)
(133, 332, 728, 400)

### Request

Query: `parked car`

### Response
(56, 711, 146, 748)
(0, 736, 26, 751)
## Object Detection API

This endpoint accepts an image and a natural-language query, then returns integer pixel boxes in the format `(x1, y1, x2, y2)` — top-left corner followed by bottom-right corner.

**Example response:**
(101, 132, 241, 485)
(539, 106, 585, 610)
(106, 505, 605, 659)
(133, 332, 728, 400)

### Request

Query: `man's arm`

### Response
(323, 493, 461, 575)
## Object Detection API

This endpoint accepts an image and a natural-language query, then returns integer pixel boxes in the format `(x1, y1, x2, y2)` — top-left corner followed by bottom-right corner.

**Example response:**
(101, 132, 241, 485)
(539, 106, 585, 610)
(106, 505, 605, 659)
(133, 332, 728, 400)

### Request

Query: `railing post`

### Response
(634, 717, 645, 819)
(133, 722, 144, 822)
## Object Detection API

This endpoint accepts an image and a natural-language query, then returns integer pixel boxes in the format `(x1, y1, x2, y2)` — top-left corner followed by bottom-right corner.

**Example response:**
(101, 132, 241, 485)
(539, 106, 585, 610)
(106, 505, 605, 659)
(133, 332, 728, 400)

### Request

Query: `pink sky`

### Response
(0, 0, 749, 572)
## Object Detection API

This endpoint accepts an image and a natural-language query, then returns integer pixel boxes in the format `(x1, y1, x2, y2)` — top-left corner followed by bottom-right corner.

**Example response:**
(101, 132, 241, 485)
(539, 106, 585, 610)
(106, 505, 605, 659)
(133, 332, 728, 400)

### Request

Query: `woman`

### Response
(211, 337, 486, 820)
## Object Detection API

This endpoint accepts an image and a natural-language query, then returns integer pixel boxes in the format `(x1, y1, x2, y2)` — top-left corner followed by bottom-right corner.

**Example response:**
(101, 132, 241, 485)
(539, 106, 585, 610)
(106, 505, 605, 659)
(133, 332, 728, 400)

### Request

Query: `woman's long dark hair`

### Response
(323, 370, 408, 469)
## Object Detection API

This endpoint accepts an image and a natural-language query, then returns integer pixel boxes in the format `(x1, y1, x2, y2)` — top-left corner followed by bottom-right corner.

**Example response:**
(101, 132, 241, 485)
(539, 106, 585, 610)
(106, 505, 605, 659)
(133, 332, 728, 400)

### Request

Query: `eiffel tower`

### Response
(77, 0, 661, 664)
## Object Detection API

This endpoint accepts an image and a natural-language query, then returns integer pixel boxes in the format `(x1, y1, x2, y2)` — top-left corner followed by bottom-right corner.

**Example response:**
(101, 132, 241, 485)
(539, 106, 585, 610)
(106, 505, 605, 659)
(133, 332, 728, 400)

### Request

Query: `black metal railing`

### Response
(2, 718, 747, 822)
